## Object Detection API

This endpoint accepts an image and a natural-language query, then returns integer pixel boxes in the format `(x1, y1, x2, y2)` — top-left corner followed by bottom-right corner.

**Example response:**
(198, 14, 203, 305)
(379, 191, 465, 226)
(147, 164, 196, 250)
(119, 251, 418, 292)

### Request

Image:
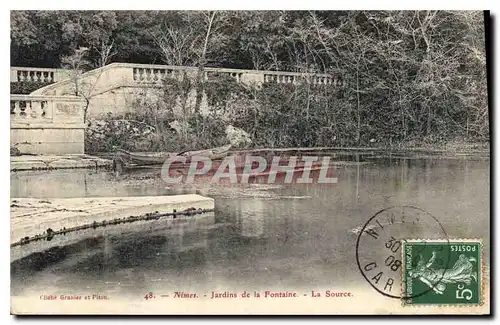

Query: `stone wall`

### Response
(10, 95, 86, 155)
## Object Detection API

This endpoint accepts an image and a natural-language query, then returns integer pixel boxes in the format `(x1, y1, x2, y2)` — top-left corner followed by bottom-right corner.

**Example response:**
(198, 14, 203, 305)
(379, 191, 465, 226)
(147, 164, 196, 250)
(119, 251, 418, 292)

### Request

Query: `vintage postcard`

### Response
(10, 10, 490, 315)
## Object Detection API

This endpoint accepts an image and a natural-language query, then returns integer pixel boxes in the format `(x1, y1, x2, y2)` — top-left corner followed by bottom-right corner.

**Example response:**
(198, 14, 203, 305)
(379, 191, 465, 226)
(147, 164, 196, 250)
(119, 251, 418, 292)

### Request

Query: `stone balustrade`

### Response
(10, 64, 342, 154)
(129, 63, 341, 87)
(26, 62, 343, 119)
(11, 95, 51, 121)
(132, 65, 193, 83)
(11, 95, 85, 123)
(11, 94, 86, 154)
(17, 63, 343, 93)
(10, 67, 71, 83)
(29, 62, 342, 97)
(263, 71, 340, 86)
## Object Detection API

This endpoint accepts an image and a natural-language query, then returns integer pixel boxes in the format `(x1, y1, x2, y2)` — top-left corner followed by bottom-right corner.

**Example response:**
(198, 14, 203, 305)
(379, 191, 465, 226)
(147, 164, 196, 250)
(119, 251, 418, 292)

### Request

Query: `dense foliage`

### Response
(12, 10, 489, 148)
(10, 81, 53, 94)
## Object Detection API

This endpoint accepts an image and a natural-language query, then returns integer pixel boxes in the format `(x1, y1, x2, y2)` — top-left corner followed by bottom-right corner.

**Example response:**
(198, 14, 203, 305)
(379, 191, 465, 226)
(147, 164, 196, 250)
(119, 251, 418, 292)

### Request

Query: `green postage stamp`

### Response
(402, 239, 483, 306)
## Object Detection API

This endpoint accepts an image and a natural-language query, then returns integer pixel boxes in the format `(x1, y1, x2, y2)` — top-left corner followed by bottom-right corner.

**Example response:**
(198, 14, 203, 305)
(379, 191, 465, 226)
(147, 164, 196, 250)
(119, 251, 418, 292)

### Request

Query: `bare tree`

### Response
(61, 47, 90, 97)
(95, 39, 117, 68)
(154, 11, 229, 115)
(61, 40, 116, 122)
(153, 22, 199, 66)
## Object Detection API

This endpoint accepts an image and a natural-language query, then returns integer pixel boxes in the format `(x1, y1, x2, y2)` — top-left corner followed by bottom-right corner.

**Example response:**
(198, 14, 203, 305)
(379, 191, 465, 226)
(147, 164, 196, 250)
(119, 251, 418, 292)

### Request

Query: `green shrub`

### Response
(11, 81, 53, 94)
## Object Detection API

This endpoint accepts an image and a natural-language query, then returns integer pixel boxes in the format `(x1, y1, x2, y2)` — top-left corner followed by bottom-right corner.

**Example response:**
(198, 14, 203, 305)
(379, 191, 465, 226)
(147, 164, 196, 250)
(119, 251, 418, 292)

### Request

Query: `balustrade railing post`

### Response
(24, 101, 32, 118)
(46, 99, 54, 119)
(30, 101, 41, 118)
(10, 69, 18, 83)
(11, 101, 19, 116)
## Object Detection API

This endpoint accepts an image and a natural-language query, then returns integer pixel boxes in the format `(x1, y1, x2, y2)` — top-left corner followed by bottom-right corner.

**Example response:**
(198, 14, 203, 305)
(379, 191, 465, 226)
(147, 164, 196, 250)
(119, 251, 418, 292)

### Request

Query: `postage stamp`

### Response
(402, 239, 483, 306)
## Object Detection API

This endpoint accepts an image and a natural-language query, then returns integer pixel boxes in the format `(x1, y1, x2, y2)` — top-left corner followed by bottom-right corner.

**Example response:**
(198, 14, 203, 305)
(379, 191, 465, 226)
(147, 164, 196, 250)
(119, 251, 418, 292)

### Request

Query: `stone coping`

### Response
(11, 94, 84, 101)
(10, 194, 215, 261)
(10, 154, 112, 171)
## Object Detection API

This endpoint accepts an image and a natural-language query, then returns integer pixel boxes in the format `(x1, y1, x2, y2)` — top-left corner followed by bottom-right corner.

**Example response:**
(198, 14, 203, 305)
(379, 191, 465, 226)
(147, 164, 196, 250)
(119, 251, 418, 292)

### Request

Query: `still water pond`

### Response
(11, 154, 490, 298)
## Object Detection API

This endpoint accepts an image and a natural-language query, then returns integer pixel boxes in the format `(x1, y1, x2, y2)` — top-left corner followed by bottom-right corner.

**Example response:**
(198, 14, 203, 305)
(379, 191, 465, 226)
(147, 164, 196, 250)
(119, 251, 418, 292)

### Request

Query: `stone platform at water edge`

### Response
(10, 154, 112, 171)
(10, 194, 214, 249)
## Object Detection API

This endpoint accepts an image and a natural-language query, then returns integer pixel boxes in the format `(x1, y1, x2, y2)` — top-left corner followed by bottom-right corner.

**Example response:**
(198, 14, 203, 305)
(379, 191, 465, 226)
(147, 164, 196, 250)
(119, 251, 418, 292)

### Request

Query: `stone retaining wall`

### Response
(10, 95, 86, 154)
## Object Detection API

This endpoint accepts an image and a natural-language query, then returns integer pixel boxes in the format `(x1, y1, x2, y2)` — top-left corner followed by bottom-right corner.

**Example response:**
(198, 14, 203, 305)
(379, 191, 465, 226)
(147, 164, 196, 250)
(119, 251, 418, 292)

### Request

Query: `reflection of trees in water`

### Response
(11, 236, 105, 274)
(11, 216, 215, 295)
(11, 236, 106, 295)
(226, 187, 320, 241)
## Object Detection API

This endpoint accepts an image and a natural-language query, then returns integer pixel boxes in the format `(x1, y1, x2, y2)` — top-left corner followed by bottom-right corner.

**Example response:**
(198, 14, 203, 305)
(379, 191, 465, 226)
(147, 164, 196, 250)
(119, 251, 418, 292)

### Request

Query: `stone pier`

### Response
(10, 194, 215, 262)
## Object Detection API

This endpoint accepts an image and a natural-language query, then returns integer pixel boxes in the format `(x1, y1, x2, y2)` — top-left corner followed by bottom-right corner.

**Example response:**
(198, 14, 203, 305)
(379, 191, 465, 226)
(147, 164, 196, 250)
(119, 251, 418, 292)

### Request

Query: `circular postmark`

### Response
(355, 206, 451, 299)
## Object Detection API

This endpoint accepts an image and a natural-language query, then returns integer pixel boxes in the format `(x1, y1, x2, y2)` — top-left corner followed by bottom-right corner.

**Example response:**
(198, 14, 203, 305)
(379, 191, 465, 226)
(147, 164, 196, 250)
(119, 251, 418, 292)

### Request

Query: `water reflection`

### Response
(10, 156, 490, 296)
(235, 200, 265, 238)
(11, 214, 216, 295)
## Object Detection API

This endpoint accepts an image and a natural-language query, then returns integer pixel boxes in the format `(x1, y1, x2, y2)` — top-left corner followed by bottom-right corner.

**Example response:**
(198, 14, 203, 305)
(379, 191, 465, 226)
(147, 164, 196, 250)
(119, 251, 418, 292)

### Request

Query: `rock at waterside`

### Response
(226, 125, 252, 148)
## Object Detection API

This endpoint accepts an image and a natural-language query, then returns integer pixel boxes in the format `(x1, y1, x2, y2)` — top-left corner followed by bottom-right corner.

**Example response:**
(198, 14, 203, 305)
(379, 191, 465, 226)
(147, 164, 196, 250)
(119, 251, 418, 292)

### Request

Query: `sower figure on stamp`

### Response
(409, 251, 478, 295)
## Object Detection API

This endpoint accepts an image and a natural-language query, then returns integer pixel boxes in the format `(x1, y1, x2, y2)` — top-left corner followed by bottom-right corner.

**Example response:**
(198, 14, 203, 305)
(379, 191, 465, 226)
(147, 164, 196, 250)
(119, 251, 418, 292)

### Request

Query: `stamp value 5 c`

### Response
(402, 239, 483, 306)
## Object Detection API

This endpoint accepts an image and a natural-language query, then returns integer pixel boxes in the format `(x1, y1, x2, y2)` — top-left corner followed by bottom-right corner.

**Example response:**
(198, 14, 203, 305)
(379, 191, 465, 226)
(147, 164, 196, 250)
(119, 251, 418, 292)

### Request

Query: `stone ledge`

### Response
(10, 194, 215, 261)
(10, 155, 112, 171)
(11, 194, 214, 242)
(11, 123, 86, 129)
